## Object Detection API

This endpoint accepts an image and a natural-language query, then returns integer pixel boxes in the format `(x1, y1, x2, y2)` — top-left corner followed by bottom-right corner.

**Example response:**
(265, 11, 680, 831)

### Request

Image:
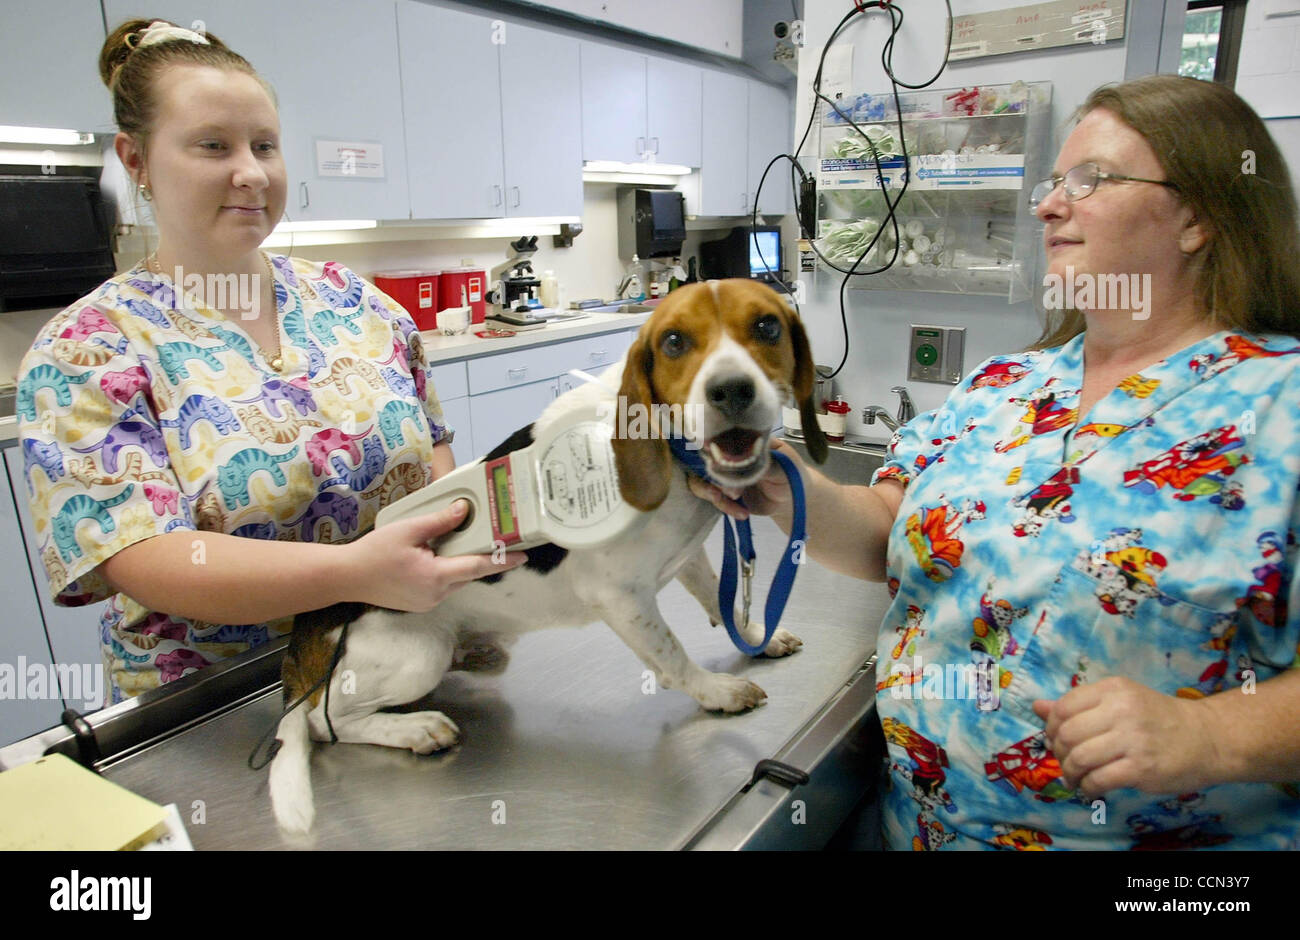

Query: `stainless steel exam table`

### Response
(0, 438, 890, 850)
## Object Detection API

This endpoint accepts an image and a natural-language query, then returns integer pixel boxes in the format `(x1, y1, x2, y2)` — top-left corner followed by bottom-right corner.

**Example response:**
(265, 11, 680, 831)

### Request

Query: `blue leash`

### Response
(668, 438, 807, 656)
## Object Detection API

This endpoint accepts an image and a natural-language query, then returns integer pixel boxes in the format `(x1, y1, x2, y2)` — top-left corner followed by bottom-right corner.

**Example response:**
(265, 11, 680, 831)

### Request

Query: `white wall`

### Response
(793, 0, 1143, 441)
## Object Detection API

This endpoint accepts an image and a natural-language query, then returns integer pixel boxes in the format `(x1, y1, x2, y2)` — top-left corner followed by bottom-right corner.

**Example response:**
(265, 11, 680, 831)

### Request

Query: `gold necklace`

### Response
(146, 251, 285, 372)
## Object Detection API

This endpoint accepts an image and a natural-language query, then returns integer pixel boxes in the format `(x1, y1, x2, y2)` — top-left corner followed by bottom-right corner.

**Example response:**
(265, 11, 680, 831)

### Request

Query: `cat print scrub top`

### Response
(17, 253, 451, 703)
(870, 330, 1300, 850)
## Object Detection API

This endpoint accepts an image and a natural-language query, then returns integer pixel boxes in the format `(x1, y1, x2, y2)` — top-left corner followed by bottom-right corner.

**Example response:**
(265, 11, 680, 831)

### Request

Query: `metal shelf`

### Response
(811, 81, 1052, 304)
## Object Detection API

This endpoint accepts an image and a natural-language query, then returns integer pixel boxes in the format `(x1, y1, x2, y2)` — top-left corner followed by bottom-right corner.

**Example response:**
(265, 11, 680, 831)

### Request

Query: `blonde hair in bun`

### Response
(99, 17, 276, 144)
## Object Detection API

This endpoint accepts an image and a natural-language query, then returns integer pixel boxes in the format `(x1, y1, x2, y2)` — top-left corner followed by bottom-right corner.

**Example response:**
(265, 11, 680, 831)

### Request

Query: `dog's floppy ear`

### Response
(613, 329, 673, 511)
(787, 309, 828, 464)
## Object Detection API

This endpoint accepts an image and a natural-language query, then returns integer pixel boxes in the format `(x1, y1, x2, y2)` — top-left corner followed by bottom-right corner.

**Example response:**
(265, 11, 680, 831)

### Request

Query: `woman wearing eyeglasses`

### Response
(694, 74, 1300, 849)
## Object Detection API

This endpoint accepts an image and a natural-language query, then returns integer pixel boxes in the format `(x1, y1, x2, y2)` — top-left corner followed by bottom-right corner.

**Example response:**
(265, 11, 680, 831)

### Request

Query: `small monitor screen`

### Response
(749, 229, 781, 279)
(492, 464, 516, 536)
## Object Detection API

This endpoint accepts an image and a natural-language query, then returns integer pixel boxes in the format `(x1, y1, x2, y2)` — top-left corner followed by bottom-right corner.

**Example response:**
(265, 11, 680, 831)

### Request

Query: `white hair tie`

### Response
(136, 20, 210, 48)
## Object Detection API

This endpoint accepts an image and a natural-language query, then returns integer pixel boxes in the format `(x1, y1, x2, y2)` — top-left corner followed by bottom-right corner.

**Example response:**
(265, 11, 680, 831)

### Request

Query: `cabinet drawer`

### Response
(428, 361, 469, 401)
(567, 333, 631, 373)
(468, 343, 572, 395)
(466, 332, 635, 396)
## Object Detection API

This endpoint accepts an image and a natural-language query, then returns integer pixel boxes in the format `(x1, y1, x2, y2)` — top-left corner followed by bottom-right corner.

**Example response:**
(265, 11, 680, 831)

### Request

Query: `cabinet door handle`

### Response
(507, 366, 528, 380)
(651, 136, 659, 154)
(589, 349, 606, 360)
(299, 181, 309, 209)
(512, 186, 521, 208)
(493, 184, 502, 207)
(636, 136, 646, 155)
(552, 382, 560, 398)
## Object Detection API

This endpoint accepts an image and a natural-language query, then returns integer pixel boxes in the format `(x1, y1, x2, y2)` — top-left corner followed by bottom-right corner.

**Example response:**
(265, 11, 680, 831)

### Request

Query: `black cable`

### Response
(749, 0, 953, 381)
(247, 619, 351, 770)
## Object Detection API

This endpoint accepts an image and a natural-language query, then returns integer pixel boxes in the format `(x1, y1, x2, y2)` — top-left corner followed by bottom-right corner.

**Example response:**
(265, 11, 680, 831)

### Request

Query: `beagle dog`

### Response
(268, 279, 829, 833)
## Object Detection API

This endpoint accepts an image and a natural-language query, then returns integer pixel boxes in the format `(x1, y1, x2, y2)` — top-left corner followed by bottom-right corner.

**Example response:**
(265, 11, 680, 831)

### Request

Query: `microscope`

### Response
(488, 235, 542, 317)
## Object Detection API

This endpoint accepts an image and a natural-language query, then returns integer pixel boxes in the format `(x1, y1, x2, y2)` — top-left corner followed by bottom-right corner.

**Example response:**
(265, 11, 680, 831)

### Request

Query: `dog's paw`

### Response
(762, 627, 802, 657)
(737, 621, 802, 657)
(692, 672, 767, 712)
(394, 711, 461, 754)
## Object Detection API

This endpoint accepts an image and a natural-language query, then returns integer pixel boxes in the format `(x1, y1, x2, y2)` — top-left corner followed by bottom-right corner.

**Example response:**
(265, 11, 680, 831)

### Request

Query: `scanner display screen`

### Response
(492, 464, 516, 536)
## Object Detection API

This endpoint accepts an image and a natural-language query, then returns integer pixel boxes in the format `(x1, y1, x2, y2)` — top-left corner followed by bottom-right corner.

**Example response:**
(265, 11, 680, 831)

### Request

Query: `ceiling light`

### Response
(272, 219, 378, 233)
(583, 160, 692, 175)
(0, 126, 95, 146)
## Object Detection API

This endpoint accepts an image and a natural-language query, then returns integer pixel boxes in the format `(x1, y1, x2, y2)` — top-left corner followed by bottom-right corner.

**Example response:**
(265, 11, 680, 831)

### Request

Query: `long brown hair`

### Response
(1030, 75, 1300, 350)
(99, 18, 275, 147)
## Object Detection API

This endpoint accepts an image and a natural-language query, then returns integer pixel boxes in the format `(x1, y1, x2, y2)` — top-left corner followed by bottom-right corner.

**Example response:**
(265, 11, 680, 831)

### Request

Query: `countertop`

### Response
(420, 310, 652, 365)
(69, 524, 889, 850)
(0, 311, 653, 444)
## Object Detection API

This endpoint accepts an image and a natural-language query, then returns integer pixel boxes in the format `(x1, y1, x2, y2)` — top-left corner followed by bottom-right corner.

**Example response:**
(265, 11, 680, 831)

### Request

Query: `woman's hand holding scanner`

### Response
(343, 500, 524, 613)
(377, 406, 640, 554)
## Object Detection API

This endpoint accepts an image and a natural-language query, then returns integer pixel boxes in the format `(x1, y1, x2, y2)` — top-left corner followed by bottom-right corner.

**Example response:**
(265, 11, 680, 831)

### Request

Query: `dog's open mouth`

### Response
(703, 427, 770, 483)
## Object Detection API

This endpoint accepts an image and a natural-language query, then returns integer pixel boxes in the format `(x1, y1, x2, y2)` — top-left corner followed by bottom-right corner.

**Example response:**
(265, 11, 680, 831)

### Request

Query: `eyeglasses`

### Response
(1028, 162, 1179, 211)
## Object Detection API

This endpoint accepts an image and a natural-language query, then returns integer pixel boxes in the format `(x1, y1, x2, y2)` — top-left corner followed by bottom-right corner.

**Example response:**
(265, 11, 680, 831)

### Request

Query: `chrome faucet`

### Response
(862, 385, 916, 432)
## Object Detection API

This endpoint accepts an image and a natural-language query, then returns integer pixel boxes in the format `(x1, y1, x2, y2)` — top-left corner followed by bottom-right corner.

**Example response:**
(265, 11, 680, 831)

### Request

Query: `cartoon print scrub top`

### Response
(870, 329, 1300, 850)
(17, 254, 451, 703)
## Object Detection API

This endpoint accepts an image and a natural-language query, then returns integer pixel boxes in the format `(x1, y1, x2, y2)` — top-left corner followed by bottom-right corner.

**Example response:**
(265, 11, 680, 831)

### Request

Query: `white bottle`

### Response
(539, 270, 559, 308)
(628, 254, 646, 301)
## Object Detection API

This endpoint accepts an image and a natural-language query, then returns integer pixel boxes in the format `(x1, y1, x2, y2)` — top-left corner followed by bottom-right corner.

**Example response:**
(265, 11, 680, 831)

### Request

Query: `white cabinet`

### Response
(0, 447, 67, 746)
(400, 3, 581, 220)
(500, 24, 584, 218)
(105, 0, 408, 221)
(441, 398, 473, 467)
(428, 361, 473, 466)
(646, 58, 702, 168)
(748, 80, 794, 215)
(580, 43, 645, 166)
(272, 0, 409, 222)
(454, 329, 634, 460)
(581, 45, 702, 167)
(398, 2, 502, 220)
(4, 447, 106, 689)
(1, 0, 107, 133)
(697, 73, 793, 217)
(699, 71, 750, 217)
(103, 0, 278, 79)
(470, 379, 563, 458)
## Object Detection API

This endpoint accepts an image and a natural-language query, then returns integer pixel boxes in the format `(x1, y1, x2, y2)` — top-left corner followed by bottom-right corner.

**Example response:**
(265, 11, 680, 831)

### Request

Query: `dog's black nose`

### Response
(706, 376, 755, 419)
